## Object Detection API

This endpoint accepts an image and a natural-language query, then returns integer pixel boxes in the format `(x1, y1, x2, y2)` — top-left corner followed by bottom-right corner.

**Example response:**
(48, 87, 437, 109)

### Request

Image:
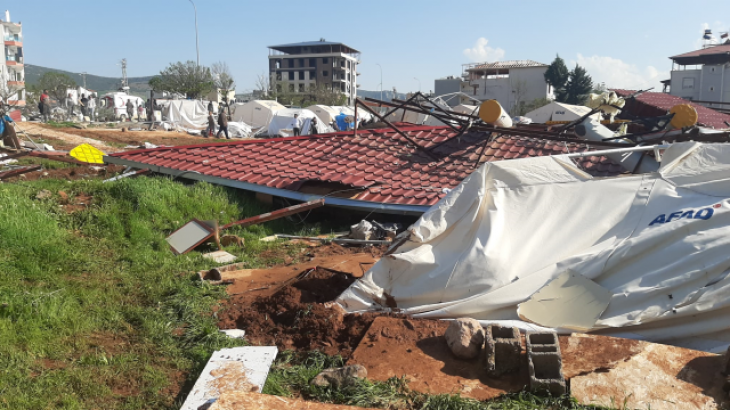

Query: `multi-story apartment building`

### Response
(668, 42, 730, 108)
(435, 60, 553, 113)
(268, 40, 359, 105)
(1, 10, 23, 106)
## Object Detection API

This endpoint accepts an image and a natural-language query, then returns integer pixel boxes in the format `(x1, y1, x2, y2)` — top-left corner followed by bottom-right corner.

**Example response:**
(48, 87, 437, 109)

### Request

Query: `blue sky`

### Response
(11, 0, 730, 93)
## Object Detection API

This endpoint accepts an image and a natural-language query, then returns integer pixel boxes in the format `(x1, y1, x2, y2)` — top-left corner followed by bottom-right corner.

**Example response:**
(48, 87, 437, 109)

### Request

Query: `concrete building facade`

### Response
(459, 60, 552, 113)
(433, 76, 463, 107)
(1, 10, 23, 106)
(668, 44, 730, 109)
(267, 40, 360, 105)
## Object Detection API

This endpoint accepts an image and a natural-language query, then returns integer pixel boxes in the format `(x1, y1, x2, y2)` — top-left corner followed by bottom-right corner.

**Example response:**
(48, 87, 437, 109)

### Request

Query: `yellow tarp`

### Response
(69, 143, 106, 164)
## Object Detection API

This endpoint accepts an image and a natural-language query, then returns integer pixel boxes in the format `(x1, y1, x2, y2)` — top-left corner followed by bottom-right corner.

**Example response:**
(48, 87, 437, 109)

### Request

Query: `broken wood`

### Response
(221, 199, 325, 230)
(0, 165, 42, 180)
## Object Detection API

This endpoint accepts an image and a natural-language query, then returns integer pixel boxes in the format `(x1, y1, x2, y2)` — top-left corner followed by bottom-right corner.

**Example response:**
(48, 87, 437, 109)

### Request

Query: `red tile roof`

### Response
(613, 89, 730, 129)
(107, 126, 624, 208)
(670, 44, 730, 59)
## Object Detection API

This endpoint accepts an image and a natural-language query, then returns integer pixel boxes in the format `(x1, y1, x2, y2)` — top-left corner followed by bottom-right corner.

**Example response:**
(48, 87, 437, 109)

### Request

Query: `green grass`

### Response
(263, 351, 615, 410)
(44, 121, 77, 128)
(0, 174, 342, 409)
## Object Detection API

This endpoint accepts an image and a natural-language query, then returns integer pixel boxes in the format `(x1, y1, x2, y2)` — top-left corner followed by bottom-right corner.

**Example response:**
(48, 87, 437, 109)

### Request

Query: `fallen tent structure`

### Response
(163, 100, 252, 138)
(614, 88, 730, 129)
(523, 100, 600, 124)
(306, 104, 339, 124)
(338, 141, 730, 353)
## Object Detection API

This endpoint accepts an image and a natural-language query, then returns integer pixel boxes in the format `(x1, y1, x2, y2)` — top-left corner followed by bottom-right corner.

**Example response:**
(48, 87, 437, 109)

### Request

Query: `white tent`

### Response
(163, 100, 208, 130)
(338, 142, 730, 353)
(267, 108, 334, 137)
(231, 100, 285, 130)
(100, 92, 145, 120)
(331, 106, 373, 123)
(524, 101, 599, 123)
(306, 105, 339, 124)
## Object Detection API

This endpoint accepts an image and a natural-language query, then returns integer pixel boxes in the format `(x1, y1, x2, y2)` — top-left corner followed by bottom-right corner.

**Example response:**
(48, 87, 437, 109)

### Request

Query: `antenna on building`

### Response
(702, 29, 716, 48)
(80, 72, 87, 89)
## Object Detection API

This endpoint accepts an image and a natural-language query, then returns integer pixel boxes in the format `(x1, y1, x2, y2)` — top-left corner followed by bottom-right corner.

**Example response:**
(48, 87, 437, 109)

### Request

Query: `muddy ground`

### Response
(217, 244, 394, 359)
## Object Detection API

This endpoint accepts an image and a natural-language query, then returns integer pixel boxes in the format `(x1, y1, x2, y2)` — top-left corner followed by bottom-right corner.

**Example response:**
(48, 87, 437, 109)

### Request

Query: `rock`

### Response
(310, 365, 367, 387)
(35, 189, 52, 200)
(445, 318, 485, 359)
(72, 124, 87, 130)
(220, 234, 244, 247)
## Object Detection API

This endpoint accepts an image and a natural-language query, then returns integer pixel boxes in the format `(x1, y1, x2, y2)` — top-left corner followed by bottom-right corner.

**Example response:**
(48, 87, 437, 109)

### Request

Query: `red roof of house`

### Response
(613, 89, 730, 129)
(669, 44, 730, 60)
(107, 125, 623, 208)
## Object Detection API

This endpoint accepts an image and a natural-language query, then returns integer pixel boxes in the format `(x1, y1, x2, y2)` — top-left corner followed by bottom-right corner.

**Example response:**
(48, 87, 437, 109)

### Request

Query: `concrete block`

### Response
(526, 332, 566, 395)
(484, 325, 521, 376)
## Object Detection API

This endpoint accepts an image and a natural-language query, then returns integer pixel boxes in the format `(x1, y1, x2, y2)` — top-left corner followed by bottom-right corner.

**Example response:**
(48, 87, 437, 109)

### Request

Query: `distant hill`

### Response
(357, 89, 407, 102)
(25, 64, 154, 96)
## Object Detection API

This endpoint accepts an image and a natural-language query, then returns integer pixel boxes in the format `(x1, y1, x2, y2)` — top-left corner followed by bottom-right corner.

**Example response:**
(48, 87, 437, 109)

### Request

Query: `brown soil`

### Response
(218, 266, 382, 359)
(2, 164, 125, 182)
(349, 317, 528, 401)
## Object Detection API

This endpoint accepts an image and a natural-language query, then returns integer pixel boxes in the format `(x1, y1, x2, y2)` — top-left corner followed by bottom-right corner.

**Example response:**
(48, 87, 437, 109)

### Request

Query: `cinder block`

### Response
(484, 325, 521, 377)
(526, 332, 566, 395)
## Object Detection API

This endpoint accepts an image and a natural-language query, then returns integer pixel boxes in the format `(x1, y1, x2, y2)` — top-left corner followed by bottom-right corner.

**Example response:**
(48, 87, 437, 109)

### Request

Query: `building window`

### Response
(310, 70, 316, 79)
(289, 84, 295, 92)
(298, 58, 304, 67)
(341, 83, 346, 92)
(289, 71, 295, 81)
(275, 60, 281, 69)
(323, 71, 329, 77)
(347, 61, 350, 69)
(299, 84, 305, 92)
(322, 58, 328, 64)
(309, 58, 316, 67)
(682, 78, 695, 89)
(275, 72, 282, 81)
(276, 84, 282, 92)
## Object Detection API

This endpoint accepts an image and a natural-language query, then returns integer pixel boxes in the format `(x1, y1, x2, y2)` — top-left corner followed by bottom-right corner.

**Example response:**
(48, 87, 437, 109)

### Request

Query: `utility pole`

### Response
(120, 59, 128, 90)
(81, 72, 87, 88)
(376, 63, 383, 101)
(188, 0, 200, 66)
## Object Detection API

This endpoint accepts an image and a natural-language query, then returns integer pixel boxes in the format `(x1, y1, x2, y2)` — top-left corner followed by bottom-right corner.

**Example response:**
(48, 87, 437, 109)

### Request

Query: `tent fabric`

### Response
(337, 142, 730, 352)
(523, 101, 599, 123)
(231, 100, 286, 130)
(267, 108, 334, 137)
(452, 104, 478, 116)
(164, 100, 208, 130)
(306, 105, 339, 124)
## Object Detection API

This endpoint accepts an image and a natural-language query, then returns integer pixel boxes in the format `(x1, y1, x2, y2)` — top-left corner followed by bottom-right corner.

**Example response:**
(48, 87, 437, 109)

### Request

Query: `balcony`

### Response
(7, 80, 24, 87)
(4, 40, 21, 47)
(5, 55, 23, 66)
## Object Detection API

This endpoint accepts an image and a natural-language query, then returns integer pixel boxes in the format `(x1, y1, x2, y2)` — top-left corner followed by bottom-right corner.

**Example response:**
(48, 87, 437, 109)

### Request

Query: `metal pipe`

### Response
(565, 145, 668, 159)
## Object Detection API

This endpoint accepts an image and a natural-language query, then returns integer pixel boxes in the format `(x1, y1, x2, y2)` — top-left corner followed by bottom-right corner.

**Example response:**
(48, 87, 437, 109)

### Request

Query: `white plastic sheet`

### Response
(267, 108, 334, 137)
(337, 142, 730, 352)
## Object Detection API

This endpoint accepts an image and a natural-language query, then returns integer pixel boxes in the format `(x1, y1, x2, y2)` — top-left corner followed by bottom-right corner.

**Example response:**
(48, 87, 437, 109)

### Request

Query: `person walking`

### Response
(41, 90, 51, 122)
(216, 109, 229, 139)
(146, 98, 154, 121)
(87, 94, 96, 121)
(309, 116, 318, 135)
(80, 94, 89, 119)
(126, 99, 134, 121)
(66, 93, 75, 119)
(291, 113, 302, 136)
(206, 111, 215, 138)
(138, 104, 145, 122)
(207, 100, 214, 115)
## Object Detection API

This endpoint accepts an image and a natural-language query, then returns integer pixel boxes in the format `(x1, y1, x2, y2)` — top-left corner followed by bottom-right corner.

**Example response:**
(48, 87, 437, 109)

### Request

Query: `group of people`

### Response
(206, 104, 230, 139)
(37, 91, 99, 122)
(289, 113, 319, 136)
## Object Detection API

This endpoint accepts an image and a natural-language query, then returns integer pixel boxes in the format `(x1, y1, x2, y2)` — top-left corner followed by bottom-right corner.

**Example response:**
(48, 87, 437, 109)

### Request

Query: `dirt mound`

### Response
(218, 267, 383, 359)
(3, 164, 125, 182)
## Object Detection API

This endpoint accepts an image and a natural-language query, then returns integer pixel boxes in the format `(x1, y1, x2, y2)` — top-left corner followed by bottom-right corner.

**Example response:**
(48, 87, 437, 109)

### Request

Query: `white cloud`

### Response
(463, 38, 505, 62)
(572, 53, 668, 91)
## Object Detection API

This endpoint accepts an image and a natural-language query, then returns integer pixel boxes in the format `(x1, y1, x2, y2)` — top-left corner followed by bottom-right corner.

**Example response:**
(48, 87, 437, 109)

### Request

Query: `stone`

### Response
(220, 234, 244, 247)
(35, 189, 52, 199)
(444, 318, 485, 360)
(310, 365, 367, 387)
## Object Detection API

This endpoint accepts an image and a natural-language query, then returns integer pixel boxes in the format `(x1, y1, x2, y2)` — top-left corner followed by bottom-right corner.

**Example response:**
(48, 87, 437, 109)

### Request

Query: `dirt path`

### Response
(18, 123, 116, 151)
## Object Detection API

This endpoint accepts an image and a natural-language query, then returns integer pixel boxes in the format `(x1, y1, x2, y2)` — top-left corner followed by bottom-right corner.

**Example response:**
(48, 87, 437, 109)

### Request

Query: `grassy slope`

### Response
(0, 175, 330, 409)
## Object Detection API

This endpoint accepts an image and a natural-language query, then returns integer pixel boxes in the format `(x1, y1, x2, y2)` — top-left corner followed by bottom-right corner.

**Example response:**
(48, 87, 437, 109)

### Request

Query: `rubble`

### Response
(485, 325, 521, 377)
(310, 365, 367, 387)
(444, 318, 485, 360)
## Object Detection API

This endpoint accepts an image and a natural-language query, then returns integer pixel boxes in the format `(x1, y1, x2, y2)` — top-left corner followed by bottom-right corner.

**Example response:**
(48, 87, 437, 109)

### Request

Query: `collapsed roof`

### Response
(613, 89, 730, 129)
(105, 125, 623, 214)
